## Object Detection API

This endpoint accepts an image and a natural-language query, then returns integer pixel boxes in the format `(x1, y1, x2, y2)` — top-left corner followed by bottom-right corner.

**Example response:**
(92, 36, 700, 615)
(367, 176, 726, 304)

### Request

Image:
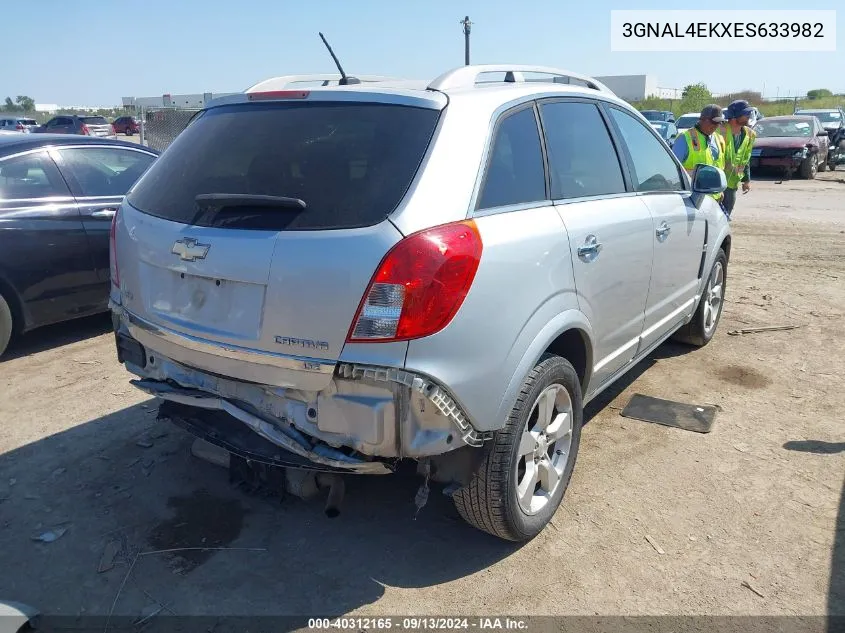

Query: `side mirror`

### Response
(817, 130, 829, 137)
(692, 164, 726, 195)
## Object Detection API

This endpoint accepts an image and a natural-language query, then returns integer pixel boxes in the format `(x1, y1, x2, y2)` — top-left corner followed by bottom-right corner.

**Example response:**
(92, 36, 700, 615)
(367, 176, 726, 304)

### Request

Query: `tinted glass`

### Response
(128, 102, 440, 231)
(609, 107, 683, 192)
(540, 101, 626, 199)
(0, 151, 71, 199)
(58, 147, 156, 196)
(79, 116, 109, 125)
(477, 107, 546, 209)
(676, 115, 699, 129)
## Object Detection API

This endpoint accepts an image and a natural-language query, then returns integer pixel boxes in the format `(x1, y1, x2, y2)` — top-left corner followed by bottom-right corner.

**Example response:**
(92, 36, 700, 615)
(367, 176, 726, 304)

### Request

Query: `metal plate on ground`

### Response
(621, 394, 717, 434)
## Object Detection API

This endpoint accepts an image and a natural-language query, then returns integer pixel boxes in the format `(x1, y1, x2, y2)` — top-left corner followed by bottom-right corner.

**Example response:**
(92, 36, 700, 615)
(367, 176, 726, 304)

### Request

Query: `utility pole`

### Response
(460, 16, 473, 65)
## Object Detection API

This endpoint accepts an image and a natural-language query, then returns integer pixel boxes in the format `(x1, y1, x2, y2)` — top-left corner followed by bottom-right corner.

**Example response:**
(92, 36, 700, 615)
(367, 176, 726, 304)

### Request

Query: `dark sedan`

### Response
(750, 115, 830, 179)
(0, 135, 159, 356)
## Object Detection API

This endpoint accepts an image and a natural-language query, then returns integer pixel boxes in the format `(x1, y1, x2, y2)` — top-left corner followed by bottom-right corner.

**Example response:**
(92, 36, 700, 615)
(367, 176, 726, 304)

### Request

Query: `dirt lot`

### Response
(0, 172, 843, 625)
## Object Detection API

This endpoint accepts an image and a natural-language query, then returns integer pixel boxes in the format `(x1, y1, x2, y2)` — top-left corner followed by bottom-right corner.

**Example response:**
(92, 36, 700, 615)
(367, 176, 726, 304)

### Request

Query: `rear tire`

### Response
(673, 248, 727, 347)
(0, 292, 13, 358)
(453, 354, 583, 542)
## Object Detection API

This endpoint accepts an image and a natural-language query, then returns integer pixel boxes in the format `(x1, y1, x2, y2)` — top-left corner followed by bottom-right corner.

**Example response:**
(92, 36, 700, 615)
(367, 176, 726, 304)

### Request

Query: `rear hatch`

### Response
(79, 115, 113, 136)
(116, 95, 443, 386)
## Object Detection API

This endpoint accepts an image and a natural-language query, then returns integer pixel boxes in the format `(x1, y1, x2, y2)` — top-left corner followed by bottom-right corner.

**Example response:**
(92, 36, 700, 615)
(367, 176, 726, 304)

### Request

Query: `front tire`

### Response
(800, 155, 818, 179)
(0, 292, 13, 358)
(673, 248, 727, 347)
(453, 354, 583, 541)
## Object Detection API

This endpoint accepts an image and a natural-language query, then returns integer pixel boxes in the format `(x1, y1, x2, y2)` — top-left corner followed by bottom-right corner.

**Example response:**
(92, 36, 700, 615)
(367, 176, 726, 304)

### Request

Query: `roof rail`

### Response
(427, 65, 614, 95)
(245, 74, 402, 93)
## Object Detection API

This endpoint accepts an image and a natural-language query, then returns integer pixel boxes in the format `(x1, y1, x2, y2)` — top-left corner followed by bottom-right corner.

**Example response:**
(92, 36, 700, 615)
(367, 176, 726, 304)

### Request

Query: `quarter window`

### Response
(477, 107, 547, 210)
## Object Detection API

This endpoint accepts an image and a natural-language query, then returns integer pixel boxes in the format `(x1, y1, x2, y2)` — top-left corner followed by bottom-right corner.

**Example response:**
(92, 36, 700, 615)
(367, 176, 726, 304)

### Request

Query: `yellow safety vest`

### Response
(682, 128, 724, 199)
(719, 125, 756, 190)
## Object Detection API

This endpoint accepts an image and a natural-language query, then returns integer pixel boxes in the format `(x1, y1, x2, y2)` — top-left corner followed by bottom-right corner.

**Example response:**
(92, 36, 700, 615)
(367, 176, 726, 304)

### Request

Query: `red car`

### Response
(750, 115, 831, 179)
(112, 116, 140, 135)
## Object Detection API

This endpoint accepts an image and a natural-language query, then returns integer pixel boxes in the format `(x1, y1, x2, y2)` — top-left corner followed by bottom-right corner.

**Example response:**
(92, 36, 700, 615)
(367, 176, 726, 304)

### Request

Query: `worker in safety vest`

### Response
(671, 104, 726, 204)
(717, 99, 756, 220)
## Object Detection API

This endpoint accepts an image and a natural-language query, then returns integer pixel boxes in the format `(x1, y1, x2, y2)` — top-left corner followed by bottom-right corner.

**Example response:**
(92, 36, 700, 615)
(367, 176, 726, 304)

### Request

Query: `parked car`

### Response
(34, 115, 116, 138)
(750, 115, 830, 179)
(0, 135, 159, 357)
(640, 109, 675, 123)
(675, 112, 700, 135)
(793, 107, 845, 135)
(0, 117, 39, 133)
(112, 116, 140, 136)
(110, 66, 731, 541)
(649, 120, 679, 144)
(748, 107, 763, 128)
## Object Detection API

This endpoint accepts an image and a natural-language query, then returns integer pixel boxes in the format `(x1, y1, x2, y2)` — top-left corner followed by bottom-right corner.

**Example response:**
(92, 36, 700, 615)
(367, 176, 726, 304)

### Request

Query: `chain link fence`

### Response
(140, 107, 200, 152)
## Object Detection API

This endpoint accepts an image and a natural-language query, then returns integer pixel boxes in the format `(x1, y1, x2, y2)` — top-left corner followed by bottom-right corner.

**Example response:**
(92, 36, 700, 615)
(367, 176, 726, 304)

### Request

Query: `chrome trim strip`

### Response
(117, 307, 336, 375)
(639, 297, 697, 341)
(593, 336, 640, 373)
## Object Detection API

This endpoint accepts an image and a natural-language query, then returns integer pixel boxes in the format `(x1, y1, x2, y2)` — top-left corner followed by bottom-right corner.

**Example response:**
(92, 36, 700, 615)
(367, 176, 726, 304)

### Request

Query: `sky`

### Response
(2, 0, 841, 106)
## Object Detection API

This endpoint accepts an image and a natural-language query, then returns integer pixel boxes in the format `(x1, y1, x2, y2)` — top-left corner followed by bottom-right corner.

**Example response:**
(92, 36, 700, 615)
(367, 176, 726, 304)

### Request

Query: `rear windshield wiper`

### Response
(194, 193, 307, 210)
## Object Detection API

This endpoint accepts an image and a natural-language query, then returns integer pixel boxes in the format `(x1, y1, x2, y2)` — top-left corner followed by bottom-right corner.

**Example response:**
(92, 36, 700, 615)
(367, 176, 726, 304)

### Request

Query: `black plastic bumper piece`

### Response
(115, 332, 146, 368)
(157, 400, 354, 474)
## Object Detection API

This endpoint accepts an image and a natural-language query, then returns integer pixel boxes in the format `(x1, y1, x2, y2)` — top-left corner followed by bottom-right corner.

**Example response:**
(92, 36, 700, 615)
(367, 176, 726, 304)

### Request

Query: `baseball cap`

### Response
(700, 104, 726, 123)
(726, 99, 754, 119)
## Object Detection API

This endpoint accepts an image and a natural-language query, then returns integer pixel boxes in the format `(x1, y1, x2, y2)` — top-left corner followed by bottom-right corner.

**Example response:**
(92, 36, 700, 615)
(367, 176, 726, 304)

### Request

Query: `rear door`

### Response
(538, 98, 655, 390)
(0, 149, 100, 328)
(115, 97, 442, 383)
(604, 104, 706, 351)
(53, 145, 157, 282)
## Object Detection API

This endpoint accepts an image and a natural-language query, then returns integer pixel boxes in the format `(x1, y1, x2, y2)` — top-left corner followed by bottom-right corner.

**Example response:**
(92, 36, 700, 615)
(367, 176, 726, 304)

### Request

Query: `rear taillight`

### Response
(109, 207, 120, 289)
(347, 220, 483, 343)
(81, 124, 90, 135)
(15, 123, 24, 130)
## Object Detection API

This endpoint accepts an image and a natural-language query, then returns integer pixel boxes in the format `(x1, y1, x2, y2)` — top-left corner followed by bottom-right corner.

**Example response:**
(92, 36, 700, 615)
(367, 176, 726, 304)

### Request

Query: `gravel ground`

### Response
(0, 172, 842, 624)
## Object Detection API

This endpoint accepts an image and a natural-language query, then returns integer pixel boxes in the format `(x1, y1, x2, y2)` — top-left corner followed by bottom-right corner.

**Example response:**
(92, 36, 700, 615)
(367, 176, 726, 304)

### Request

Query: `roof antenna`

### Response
(318, 32, 360, 86)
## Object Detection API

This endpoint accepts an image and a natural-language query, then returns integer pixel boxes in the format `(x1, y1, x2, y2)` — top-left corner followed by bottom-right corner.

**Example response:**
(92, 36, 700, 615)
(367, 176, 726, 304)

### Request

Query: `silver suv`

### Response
(110, 65, 731, 541)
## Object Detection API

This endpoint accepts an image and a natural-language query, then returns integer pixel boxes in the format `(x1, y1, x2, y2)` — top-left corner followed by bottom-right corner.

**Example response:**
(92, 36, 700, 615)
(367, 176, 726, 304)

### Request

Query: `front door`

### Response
(605, 105, 707, 351)
(538, 99, 655, 392)
(52, 145, 157, 282)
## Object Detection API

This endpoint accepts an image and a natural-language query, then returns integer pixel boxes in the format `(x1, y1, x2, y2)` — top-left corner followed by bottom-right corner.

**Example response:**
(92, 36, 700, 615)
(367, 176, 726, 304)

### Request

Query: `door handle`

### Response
(577, 235, 603, 259)
(91, 208, 117, 219)
(656, 221, 671, 238)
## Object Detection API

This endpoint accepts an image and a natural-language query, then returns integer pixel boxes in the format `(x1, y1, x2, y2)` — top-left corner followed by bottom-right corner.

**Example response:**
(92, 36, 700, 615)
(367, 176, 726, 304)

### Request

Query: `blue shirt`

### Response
(671, 128, 722, 165)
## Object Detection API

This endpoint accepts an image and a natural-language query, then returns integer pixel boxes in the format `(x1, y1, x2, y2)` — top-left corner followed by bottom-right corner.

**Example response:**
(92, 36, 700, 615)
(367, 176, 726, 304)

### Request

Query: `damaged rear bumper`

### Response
(111, 306, 490, 472)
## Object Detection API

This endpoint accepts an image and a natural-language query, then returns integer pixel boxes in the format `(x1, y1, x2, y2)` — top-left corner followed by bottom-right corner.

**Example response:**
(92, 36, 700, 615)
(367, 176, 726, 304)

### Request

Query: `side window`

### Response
(57, 147, 156, 197)
(539, 101, 626, 199)
(608, 107, 684, 192)
(0, 151, 71, 200)
(477, 106, 546, 210)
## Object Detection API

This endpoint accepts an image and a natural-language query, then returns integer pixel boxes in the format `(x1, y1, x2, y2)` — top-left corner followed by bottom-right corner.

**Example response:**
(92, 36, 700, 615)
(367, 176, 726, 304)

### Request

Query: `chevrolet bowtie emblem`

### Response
(171, 238, 210, 262)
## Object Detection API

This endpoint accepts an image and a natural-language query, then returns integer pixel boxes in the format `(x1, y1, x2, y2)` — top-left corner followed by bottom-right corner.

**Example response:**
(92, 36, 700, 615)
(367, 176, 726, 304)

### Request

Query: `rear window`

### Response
(79, 116, 109, 125)
(127, 101, 441, 231)
(20, 119, 37, 126)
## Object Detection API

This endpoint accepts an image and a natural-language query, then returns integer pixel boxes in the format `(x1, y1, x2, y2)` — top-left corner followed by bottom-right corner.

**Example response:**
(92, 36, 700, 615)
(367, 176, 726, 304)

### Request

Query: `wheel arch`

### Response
(0, 272, 27, 335)
(494, 310, 595, 426)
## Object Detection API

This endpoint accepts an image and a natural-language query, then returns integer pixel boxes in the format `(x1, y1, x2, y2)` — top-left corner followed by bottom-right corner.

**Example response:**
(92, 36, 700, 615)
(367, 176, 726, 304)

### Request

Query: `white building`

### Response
(594, 75, 680, 102)
(122, 92, 238, 111)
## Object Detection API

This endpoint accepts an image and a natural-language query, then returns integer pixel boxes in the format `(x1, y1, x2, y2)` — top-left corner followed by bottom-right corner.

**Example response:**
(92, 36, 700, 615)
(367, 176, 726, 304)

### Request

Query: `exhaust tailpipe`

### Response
(318, 474, 345, 518)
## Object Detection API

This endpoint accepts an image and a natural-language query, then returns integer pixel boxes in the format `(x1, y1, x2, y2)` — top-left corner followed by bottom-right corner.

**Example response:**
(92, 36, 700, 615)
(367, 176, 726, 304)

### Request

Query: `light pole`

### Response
(460, 16, 473, 65)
